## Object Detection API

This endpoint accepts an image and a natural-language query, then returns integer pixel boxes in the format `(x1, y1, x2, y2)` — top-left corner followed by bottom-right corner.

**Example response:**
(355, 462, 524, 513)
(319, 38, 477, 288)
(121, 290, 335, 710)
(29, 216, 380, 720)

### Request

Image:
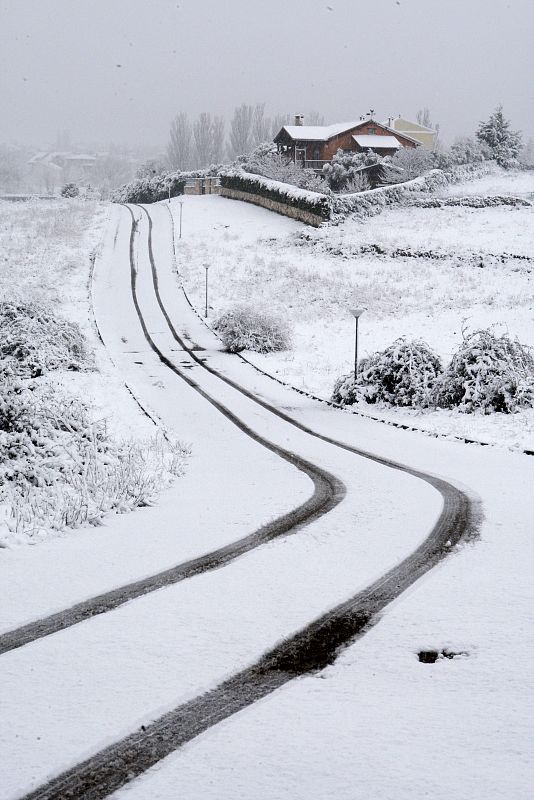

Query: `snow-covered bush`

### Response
(448, 137, 490, 166)
(0, 377, 188, 539)
(214, 306, 292, 354)
(60, 182, 79, 198)
(0, 300, 92, 378)
(382, 146, 434, 181)
(332, 338, 442, 407)
(323, 149, 385, 192)
(242, 144, 329, 193)
(111, 173, 186, 203)
(432, 329, 534, 413)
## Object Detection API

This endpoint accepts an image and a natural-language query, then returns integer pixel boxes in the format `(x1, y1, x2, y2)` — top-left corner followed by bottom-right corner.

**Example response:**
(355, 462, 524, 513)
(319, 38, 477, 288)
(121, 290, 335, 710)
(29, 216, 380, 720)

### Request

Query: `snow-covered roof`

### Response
(353, 135, 401, 149)
(280, 120, 363, 141)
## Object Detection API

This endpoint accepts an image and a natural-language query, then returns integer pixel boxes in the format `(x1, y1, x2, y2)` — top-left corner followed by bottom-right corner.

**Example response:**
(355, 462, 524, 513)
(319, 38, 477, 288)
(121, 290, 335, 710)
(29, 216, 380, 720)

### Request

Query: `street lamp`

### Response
(178, 200, 184, 239)
(204, 264, 209, 318)
(349, 308, 365, 381)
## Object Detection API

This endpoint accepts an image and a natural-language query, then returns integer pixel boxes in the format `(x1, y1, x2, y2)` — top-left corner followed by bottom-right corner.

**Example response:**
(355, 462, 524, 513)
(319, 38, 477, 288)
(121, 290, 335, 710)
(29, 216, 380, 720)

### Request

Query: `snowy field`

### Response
(174, 181, 534, 451)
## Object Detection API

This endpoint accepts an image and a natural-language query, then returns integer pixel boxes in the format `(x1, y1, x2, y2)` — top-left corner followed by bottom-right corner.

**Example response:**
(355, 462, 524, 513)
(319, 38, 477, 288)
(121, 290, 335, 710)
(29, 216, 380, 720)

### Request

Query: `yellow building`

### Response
(383, 117, 438, 150)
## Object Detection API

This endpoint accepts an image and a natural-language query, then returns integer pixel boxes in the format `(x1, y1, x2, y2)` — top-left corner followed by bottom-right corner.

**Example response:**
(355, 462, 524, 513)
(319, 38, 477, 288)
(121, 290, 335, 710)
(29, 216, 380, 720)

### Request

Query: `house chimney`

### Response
(294, 114, 304, 126)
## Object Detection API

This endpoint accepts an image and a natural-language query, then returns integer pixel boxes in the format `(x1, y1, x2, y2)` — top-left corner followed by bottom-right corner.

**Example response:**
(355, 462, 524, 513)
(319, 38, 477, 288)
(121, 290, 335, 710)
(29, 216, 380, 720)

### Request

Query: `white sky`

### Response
(0, 0, 532, 147)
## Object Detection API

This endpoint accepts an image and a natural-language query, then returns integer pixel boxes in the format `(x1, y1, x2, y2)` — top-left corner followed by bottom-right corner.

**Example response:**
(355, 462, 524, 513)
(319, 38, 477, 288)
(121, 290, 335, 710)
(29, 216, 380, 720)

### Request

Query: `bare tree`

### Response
(271, 113, 291, 138)
(208, 115, 225, 164)
(167, 112, 192, 170)
(251, 104, 271, 148)
(193, 113, 215, 167)
(306, 110, 325, 126)
(228, 103, 255, 159)
(416, 107, 439, 134)
(92, 154, 134, 196)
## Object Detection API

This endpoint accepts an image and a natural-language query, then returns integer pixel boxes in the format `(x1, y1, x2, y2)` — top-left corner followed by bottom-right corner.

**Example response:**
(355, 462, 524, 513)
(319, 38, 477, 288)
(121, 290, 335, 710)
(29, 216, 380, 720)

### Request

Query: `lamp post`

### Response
(178, 200, 184, 239)
(349, 308, 365, 381)
(204, 264, 209, 318)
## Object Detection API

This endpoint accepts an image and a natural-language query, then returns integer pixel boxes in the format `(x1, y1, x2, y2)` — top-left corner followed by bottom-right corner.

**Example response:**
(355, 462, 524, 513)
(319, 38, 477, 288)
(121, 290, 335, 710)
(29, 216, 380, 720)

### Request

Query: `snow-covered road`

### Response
(1, 197, 530, 800)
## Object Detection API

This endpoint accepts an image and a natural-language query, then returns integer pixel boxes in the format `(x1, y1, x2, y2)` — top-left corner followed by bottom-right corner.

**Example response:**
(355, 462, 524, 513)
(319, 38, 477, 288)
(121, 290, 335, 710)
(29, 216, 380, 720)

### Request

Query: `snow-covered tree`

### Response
(476, 105, 522, 168)
(167, 112, 193, 170)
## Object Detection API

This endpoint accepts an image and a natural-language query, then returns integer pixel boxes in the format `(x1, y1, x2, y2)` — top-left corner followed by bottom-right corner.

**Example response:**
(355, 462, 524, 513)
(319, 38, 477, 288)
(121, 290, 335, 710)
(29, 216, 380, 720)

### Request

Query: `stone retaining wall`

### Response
(220, 186, 326, 227)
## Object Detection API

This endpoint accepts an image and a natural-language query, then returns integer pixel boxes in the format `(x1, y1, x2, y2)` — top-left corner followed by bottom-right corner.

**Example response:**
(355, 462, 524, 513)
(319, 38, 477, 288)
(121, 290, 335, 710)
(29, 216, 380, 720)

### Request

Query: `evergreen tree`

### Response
(476, 105, 522, 167)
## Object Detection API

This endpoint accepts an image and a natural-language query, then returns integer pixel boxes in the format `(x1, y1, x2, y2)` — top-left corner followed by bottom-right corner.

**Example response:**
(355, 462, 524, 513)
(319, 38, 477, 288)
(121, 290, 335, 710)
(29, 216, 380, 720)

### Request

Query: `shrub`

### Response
(448, 137, 490, 166)
(243, 146, 329, 193)
(0, 300, 92, 378)
(382, 147, 434, 181)
(323, 149, 385, 192)
(111, 174, 186, 204)
(0, 377, 188, 539)
(432, 329, 534, 413)
(332, 338, 442, 407)
(214, 306, 292, 354)
(61, 182, 79, 198)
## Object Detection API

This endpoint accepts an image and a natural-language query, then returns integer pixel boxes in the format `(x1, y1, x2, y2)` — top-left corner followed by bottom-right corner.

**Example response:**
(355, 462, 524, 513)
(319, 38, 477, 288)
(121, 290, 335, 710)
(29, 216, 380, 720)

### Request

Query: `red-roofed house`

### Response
(273, 116, 420, 170)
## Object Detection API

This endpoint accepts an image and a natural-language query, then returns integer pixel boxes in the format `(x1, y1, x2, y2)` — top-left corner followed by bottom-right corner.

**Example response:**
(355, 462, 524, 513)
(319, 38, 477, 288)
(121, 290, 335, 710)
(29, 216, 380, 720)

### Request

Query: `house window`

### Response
(368, 127, 377, 134)
(313, 147, 321, 162)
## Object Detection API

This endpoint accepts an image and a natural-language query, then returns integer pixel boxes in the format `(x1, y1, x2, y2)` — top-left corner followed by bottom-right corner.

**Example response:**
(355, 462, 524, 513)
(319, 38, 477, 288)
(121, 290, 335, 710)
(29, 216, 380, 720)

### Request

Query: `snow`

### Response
(171, 192, 534, 451)
(0, 204, 442, 798)
(1, 183, 533, 800)
(281, 121, 362, 141)
(352, 134, 401, 149)
(440, 167, 534, 198)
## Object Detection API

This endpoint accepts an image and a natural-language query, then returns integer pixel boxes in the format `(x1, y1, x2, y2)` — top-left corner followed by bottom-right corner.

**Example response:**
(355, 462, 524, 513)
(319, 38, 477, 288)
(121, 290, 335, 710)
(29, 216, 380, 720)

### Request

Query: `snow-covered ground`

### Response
(441, 166, 534, 198)
(174, 189, 533, 451)
(1, 191, 532, 800)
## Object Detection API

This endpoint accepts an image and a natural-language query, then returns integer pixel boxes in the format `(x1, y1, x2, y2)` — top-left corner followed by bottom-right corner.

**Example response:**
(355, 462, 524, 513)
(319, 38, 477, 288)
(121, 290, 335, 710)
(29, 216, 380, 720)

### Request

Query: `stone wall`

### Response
(220, 186, 326, 227)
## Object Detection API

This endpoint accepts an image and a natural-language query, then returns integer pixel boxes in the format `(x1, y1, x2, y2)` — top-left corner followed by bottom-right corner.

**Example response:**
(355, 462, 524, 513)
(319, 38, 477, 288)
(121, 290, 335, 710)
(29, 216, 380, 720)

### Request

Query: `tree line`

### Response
(166, 104, 324, 170)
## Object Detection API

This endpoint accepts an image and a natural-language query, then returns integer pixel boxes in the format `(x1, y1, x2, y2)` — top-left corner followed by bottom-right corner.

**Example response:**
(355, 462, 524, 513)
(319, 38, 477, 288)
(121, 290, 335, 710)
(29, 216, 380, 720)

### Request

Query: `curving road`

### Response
(14, 201, 472, 800)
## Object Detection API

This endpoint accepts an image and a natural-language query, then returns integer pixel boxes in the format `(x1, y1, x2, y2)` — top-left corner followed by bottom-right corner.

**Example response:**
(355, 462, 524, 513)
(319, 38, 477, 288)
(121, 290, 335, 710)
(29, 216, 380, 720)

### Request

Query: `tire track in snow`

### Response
(0, 211, 343, 657)
(16, 205, 473, 799)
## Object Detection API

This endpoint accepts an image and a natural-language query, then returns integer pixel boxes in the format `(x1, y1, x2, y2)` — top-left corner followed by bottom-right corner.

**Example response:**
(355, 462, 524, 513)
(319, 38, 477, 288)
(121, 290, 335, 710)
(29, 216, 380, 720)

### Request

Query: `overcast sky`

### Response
(1, 0, 532, 149)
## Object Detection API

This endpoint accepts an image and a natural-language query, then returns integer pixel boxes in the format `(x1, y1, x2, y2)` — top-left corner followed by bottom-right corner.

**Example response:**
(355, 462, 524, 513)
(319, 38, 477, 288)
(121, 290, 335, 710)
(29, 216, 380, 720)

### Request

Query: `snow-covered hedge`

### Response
(332, 339, 442, 407)
(330, 162, 499, 220)
(214, 305, 292, 354)
(408, 195, 531, 209)
(219, 170, 332, 221)
(432, 329, 534, 413)
(0, 301, 93, 378)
